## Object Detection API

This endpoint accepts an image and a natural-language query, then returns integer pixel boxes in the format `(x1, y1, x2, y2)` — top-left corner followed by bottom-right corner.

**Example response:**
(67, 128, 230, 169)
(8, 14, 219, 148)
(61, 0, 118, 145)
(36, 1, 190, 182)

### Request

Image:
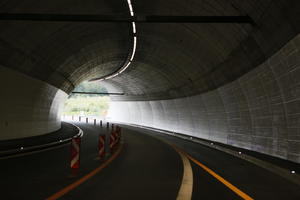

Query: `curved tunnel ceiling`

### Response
(0, 0, 299, 101)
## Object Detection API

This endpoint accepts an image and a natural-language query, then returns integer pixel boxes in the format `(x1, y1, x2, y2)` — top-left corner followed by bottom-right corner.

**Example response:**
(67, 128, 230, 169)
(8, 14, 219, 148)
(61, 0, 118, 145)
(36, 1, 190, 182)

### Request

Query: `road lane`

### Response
(2, 122, 299, 200)
(125, 125, 300, 200)
(0, 123, 184, 200)
(62, 128, 183, 200)
(0, 123, 104, 199)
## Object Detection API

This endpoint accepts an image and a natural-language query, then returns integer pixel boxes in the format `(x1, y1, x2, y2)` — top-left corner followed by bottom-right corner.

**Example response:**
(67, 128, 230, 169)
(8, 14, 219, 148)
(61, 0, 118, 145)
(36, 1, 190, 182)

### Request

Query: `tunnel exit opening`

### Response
(62, 81, 111, 122)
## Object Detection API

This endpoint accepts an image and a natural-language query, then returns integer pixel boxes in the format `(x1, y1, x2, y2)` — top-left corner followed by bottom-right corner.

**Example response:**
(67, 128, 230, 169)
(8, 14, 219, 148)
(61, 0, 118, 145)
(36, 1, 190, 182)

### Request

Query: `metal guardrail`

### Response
(0, 123, 83, 158)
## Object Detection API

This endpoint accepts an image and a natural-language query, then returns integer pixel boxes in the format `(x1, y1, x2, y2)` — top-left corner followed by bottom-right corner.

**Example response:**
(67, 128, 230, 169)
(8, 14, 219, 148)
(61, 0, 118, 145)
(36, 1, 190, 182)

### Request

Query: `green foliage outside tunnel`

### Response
(63, 81, 110, 117)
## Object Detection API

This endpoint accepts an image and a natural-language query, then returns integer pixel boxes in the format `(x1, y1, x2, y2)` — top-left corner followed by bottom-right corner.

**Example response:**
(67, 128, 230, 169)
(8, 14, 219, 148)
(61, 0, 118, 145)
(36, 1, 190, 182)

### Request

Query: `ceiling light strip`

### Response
(132, 22, 136, 33)
(127, 0, 134, 16)
(118, 61, 131, 74)
(130, 36, 137, 61)
(105, 73, 119, 80)
(99, 0, 136, 80)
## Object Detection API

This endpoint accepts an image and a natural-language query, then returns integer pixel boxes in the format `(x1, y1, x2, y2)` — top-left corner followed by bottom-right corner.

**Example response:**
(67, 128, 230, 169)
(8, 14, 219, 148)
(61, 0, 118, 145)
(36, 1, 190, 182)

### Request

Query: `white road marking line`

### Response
(174, 147, 194, 200)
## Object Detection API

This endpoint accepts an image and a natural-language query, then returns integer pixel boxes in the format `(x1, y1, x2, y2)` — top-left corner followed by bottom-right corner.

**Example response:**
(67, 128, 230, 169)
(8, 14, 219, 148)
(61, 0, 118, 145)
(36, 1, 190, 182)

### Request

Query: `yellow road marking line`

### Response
(46, 145, 123, 200)
(132, 130, 253, 200)
(172, 146, 193, 200)
(177, 148, 254, 200)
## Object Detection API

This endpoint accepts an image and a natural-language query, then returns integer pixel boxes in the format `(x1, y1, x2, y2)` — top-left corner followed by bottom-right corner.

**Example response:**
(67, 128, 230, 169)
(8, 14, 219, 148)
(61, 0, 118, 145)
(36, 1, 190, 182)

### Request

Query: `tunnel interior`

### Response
(0, 0, 299, 164)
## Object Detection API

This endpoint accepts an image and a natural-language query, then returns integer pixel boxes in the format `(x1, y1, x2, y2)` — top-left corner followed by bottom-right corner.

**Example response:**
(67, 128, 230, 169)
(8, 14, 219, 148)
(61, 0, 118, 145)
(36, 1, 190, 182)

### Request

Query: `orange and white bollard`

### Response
(70, 137, 81, 175)
(112, 131, 117, 147)
(109, 132, 116, 151)
(98, 135, 106, 159)
(116, 127, 121, 145)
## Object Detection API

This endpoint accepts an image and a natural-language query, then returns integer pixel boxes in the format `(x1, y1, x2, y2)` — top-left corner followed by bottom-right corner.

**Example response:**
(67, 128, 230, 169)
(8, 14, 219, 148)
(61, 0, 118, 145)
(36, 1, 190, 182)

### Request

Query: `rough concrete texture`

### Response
(0, 66, 67, 140)
(0, 1, 299, 162)
(0, 1, 299, 100)
(108, 34, 300, 163)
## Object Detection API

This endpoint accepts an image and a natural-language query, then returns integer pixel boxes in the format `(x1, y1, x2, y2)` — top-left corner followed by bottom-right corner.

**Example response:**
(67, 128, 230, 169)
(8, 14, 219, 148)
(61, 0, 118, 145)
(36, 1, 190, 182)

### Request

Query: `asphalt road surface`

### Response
(0, 122, 299, 199)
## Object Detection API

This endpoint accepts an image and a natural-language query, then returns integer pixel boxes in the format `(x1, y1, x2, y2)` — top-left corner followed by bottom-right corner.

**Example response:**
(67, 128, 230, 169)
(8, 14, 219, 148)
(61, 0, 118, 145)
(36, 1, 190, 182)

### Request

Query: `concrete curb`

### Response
(0, 122, 83, 158)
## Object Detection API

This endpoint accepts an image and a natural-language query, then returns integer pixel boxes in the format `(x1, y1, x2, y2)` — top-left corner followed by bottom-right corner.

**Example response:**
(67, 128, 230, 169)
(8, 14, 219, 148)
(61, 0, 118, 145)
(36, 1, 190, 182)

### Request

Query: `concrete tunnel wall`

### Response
(108, 34, 300, 164)
(0, 65, 67, 140)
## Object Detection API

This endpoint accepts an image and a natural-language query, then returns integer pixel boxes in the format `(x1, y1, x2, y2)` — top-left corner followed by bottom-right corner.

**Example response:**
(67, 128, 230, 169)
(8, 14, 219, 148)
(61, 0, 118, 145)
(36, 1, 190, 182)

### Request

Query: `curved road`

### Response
(0, 122, 299, 199)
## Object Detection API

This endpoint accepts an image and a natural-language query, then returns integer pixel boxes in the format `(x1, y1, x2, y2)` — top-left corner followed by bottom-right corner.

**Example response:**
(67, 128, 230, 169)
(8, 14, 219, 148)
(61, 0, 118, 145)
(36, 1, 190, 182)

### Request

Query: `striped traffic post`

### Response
(98, 135, 106, 159)
(118, 126, 121, 141)
(117, 126, 121, 143)
(70, 136, 81, 175)
(115, 127, 118, 145)
(116, 127, 121, 145)
(112, 131, 117, 149)
(109, 131, 116, 152)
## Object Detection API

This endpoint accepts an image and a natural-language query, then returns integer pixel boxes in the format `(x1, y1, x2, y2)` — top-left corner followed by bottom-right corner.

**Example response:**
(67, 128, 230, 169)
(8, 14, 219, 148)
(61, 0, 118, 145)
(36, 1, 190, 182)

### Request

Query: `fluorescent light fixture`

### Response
(127, 0, 134, 16)
(124, 61, 131, 69)
(118, 67, 126, 74)
(93, 0, 136, 81)
(105, 73, 119, 80)
(132, 22, 136, 33)
(119, 62, 131, 74)
(130, 36, 137, 61)
(129, 6, 133, 13)
(128, 4, 133, 12)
